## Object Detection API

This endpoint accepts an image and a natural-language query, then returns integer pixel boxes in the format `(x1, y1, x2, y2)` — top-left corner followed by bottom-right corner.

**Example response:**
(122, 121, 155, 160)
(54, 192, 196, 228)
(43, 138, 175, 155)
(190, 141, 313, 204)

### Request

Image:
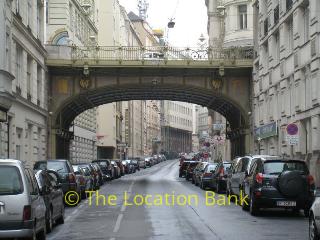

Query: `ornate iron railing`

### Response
(46, 45, 253, 62)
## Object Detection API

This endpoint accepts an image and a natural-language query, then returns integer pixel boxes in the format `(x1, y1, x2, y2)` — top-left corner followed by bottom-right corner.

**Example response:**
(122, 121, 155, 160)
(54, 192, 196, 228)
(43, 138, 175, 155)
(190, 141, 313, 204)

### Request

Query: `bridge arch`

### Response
(48, 65, 253, 160)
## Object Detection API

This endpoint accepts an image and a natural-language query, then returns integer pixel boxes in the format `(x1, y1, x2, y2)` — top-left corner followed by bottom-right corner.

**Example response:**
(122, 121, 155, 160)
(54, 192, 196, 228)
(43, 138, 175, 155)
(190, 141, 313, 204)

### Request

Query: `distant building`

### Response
(161, 101, 193, 157)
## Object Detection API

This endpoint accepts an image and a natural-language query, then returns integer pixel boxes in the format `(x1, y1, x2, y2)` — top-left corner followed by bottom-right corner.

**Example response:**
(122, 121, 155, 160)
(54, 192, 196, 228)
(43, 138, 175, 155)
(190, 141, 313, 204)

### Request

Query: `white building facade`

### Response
(253, 0, 320, 186)
(0, 0, 47, 168)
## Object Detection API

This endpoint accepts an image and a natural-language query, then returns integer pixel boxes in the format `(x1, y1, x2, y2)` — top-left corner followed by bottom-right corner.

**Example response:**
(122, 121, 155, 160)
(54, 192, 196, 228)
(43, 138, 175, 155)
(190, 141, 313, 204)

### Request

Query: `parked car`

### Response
(72, 165, 88, 199)
(91, 163, 104, 186)
(211, 162, 232, 193)
(199, 163, 218, 190)
(192, 162, 208, 186)
(227, 155, 279, 197)
(185, 161, 200, 181)
(78, 165, 94, 192)
(35, 169, 65, 233)
(0, 159, 47, 240)
(242, 158, 315, 216)
(131, 159, 140, 171)
(310, 189, 320, 240)
(144, 157, 153, 167)
(114, 160, 125, 176)
(75, 163, 99, 190)
(92, 159, 113, 181)
(122, 160, 130, 174)
(111, 160, 121, 178)
(34, 159, 78, 196)
(138, 157, 147, 169)
(179, 161, 193, 178)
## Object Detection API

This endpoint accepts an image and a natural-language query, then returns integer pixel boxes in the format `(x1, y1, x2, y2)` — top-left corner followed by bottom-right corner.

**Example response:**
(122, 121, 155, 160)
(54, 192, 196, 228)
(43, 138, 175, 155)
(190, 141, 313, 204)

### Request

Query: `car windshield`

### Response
(0, 166, 23, 195)
(263, 161, 309, 175)
(47, 161, 68, 173)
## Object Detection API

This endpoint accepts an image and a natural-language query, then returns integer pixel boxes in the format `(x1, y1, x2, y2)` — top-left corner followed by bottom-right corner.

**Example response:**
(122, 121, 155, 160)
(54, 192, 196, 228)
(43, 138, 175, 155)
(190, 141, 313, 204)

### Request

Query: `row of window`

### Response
(254, 70, 318, 126)
(14, 42, 44, 105)
(168, 114, 192, 127)
(169, 102, 192, 115)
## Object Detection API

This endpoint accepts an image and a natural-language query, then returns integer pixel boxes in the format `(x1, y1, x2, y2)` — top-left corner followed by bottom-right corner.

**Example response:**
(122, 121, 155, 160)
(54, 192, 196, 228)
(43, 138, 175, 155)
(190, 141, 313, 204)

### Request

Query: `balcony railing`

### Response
(45, 45, 254, 63)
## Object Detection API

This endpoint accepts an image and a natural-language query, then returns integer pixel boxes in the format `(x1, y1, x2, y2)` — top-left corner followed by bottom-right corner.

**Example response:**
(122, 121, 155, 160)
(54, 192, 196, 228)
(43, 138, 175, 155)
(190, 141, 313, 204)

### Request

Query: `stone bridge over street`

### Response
(45, 45, 253, 159)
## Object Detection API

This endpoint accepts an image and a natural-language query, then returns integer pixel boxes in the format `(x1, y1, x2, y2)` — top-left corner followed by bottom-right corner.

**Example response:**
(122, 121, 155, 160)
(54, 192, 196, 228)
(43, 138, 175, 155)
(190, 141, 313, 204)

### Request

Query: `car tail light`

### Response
(203, 172, 212, 177)
(68, 173, 76, 183)
(307, 175, 315, 185)
(255, 191, 262, 197)
(23, 205, 31, 221)
(255, 173, 264, 184)
(219, 168, 225, 177)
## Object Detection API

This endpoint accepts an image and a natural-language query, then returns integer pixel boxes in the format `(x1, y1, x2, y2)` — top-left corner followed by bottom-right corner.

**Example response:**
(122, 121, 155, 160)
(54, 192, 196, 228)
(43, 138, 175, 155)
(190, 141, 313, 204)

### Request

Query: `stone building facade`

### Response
(253, 0, 320, 186)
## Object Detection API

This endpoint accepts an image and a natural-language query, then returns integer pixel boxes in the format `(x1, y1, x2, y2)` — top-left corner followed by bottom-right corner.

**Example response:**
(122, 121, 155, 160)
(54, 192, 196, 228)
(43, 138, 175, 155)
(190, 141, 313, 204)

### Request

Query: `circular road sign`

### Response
(287, 123, 298, 135)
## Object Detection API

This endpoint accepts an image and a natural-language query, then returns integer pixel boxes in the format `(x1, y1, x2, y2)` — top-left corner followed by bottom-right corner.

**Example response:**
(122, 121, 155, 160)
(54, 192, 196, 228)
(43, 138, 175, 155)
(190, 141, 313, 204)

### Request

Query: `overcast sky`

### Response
(119, 0, 208, 47)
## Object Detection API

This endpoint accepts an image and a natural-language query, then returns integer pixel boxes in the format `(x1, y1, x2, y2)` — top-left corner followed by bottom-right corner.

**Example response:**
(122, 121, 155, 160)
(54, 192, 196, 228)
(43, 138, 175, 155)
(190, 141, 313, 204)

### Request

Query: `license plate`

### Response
(276, 201, 296, 207)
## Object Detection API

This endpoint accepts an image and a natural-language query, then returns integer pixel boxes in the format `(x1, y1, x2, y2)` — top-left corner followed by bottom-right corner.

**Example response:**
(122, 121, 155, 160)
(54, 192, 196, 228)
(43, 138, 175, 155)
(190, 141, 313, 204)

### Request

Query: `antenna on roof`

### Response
(137, 0, 149, 20)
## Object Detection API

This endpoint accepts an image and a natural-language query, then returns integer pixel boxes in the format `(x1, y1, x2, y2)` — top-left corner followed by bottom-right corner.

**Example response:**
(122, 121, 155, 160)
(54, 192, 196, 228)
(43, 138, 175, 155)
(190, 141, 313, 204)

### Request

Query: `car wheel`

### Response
(56, 204, 65, 225)
(310, 215, 320, 240)
(216, 182, 220, 194)
(241, 191, 249, 211)
(305, 208, 310, 218)
(249, 193, 259, 216)
(26, 224, 37, 240)
(81, 190, 87, 200)
(46, 208, 53, 233)
(38, 227, 46, 240)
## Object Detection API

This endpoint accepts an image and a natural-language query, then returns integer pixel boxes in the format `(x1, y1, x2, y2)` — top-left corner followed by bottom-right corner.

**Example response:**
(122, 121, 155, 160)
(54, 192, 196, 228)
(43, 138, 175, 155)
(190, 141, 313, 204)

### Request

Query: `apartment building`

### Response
(253, 0, 320, 186)
(46, 0, 99, 163)
(0, 0, 47, 167)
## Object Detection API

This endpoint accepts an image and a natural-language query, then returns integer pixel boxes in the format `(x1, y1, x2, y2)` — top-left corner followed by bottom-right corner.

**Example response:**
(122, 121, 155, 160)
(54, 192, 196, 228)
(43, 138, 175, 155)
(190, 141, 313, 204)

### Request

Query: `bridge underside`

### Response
(48, 66, 252, 160)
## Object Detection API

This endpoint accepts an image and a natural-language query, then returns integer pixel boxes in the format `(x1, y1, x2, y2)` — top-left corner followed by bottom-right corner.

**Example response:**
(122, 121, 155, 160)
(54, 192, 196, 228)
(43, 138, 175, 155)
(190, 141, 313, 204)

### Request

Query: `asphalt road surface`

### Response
(48, 160, 308, 240)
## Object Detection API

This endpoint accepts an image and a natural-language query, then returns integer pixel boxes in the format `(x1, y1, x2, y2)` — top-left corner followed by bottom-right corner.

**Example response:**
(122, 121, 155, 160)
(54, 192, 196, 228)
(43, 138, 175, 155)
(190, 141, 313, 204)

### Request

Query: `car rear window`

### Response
(0, 166, 23, 195)
(47, 161, 68, 173)
(206, 164, 217, 172)
(223, 163, 232, 171)
(97, 161, 107, 166)
(263, 161, 309, 175)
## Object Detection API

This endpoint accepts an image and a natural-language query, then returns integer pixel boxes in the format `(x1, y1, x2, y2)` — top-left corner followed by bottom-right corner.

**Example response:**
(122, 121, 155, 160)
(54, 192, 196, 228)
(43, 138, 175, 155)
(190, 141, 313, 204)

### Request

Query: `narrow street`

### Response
(48, 160, 308, 240)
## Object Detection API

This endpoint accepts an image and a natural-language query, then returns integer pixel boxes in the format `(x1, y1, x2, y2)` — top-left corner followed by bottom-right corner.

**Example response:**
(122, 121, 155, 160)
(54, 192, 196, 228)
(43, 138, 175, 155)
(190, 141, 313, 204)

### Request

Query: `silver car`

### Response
(310, 189, 320, 240)
(0, 159, 46, 240)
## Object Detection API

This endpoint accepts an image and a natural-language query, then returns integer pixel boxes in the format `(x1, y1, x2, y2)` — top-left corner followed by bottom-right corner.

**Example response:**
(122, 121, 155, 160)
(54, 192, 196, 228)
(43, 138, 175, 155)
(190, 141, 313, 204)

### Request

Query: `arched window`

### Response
(52, 31, 69, 45)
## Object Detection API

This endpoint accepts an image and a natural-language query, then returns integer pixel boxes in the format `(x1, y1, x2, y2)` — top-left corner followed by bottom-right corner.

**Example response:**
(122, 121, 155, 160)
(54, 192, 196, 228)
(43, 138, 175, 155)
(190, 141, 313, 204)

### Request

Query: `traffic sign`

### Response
(286, 123, 298, 135)
(287, 135, 299, 145)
